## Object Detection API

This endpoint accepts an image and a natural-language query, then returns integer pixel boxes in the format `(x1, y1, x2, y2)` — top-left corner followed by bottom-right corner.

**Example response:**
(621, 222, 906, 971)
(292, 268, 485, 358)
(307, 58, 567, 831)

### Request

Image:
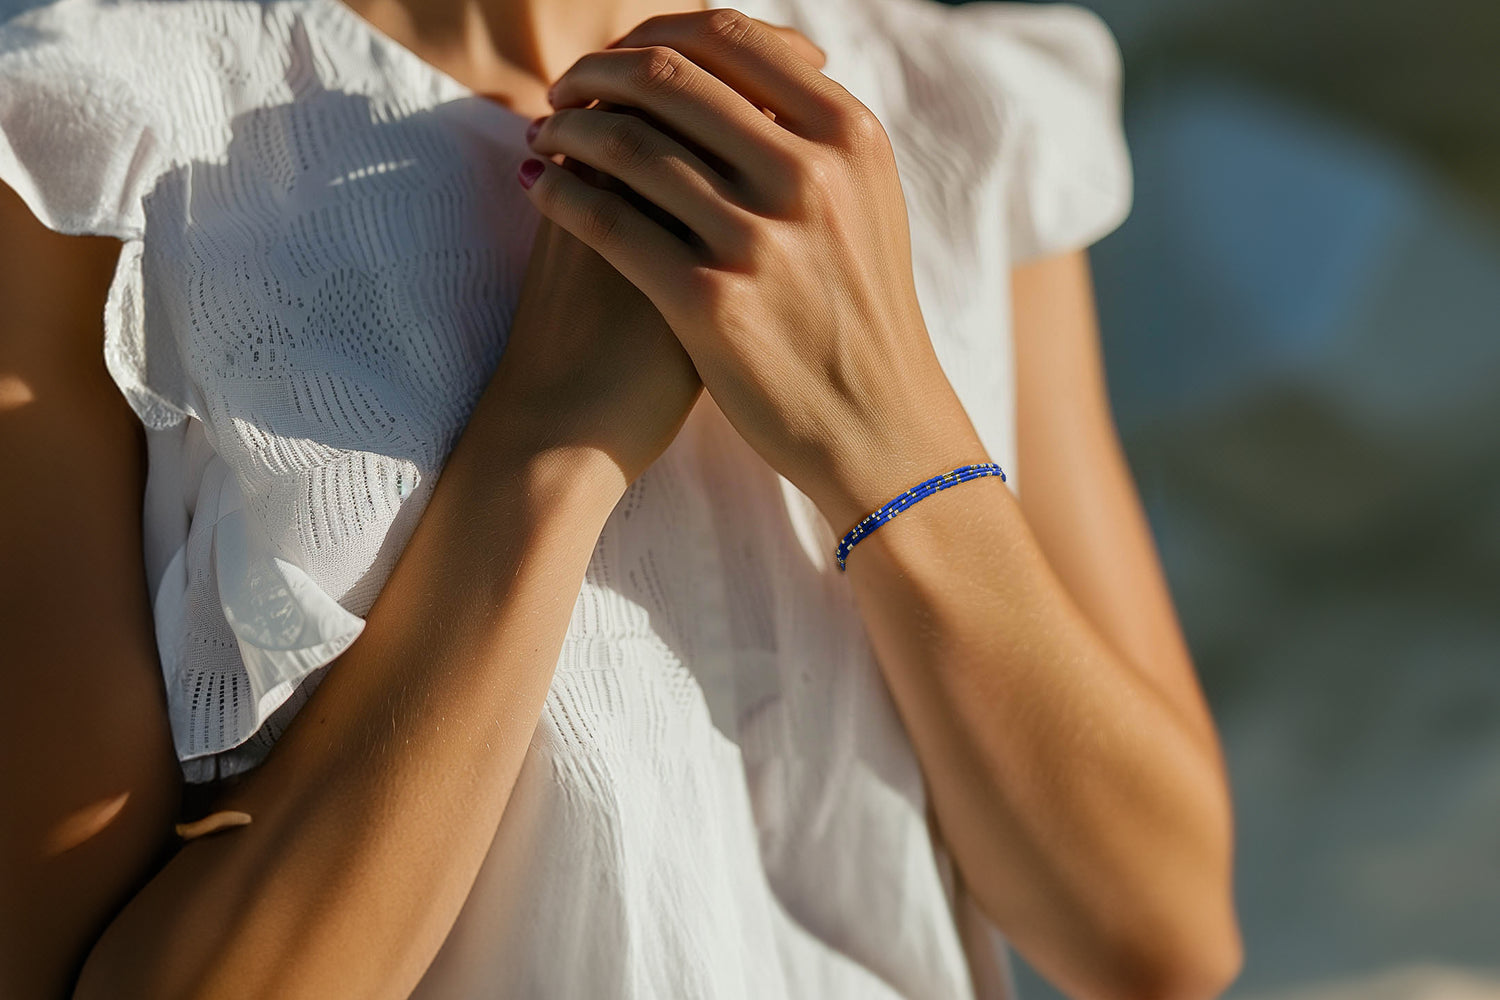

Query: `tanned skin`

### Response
(0, 4, 1240, 998)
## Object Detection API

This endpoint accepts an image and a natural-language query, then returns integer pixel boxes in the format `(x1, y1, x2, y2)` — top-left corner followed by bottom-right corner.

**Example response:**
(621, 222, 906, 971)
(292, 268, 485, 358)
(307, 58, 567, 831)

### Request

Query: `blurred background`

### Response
(964, 0, 1500, 997)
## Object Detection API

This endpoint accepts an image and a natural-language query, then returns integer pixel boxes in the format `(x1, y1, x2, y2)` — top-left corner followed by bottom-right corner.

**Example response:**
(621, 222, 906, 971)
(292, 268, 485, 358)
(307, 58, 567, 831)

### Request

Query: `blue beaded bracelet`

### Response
(835, 462, 1006, 572)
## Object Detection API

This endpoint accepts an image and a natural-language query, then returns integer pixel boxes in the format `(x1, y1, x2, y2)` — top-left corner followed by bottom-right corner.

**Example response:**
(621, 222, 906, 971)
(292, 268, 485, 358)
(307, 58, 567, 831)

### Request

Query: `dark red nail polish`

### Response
(525, 116, 545, 143)
(517, 158, 544, 189)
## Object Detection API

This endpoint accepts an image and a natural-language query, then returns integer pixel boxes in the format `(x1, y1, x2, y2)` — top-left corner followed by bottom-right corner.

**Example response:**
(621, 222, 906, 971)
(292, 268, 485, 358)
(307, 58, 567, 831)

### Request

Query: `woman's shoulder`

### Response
(1, 0, 254, 237)
(0, 0, 287, 64)
(0, 0, 382, 239)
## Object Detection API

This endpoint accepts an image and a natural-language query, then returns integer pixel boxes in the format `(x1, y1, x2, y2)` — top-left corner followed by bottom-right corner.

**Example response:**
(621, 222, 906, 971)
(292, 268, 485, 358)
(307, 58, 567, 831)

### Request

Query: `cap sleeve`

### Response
(4, 1, 370, 780)
(0, 0, 168, 240)
(940, 0, 1134, 262)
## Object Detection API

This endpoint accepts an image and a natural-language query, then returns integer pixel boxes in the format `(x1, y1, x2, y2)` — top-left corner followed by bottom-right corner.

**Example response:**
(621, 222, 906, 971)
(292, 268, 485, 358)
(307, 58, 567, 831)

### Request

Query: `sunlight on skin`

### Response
(0, 373, 35, 411)
(40, 792, 132, 858)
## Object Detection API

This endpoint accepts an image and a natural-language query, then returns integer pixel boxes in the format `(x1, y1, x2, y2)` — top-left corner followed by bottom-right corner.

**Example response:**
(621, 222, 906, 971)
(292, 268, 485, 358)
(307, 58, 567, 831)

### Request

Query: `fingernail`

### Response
(525, 116, 546, 143)
(518, 158, 544, 189)
(545, 81, 558, 105)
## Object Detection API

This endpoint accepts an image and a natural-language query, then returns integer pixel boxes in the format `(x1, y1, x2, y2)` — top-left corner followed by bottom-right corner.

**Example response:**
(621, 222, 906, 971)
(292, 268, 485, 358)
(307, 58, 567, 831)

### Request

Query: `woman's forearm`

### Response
(73, 376, 628, 1000)
(499, 11, 1236, 997)
(822, 400, 1240, 1000)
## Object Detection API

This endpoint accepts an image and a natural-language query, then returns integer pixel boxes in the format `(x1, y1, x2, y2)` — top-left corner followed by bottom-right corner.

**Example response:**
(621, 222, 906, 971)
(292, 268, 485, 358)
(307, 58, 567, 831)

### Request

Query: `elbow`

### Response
(1096, 914, 1244, 1000)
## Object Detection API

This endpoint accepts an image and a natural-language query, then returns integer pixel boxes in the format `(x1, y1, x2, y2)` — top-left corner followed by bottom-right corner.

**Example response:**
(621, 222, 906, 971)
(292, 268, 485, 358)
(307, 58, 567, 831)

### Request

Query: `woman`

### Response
(0, 0, 1242, 996)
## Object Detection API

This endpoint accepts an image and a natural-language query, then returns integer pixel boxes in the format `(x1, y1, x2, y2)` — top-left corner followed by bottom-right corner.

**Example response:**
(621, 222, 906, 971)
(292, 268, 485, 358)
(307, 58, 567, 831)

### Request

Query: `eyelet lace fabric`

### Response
(0, 0, 1129, 994)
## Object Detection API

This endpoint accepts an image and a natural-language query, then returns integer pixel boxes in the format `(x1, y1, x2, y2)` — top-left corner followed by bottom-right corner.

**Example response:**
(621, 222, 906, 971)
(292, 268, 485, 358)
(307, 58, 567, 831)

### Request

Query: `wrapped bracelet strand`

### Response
(835, 462, 1006, 572)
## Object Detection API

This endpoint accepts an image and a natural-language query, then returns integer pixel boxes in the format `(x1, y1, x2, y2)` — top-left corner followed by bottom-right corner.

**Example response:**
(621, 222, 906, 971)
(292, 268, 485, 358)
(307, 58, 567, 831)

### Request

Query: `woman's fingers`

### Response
(613, 16, 826, 70)
(547, 46, 793, 182)
(604, 9, 847, 139)
(528, 108, 754, 255)
(516, 156, 696, 303)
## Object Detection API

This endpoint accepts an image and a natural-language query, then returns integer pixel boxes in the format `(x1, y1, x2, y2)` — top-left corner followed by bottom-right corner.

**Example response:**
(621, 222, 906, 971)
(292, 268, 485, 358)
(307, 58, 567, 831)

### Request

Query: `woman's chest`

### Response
(127, 8, 1019, 516)
(138, 90, 537, 485)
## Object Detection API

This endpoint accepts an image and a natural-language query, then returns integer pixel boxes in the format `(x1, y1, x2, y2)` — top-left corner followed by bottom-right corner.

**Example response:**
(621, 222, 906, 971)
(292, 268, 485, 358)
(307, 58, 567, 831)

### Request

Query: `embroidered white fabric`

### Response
(0, 0, 1130, 994)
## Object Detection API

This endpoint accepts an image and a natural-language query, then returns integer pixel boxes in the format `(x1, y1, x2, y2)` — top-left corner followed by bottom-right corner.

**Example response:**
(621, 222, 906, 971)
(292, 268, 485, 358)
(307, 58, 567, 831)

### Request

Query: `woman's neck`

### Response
(340, 0, 708, 115)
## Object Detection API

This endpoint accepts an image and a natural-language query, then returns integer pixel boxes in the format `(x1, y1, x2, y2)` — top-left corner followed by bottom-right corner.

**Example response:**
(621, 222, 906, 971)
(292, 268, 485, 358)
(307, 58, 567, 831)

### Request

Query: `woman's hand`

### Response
(515, 19, 1244, 1000)
(517, 8, 977, 531)
(490, 210, 703, 489)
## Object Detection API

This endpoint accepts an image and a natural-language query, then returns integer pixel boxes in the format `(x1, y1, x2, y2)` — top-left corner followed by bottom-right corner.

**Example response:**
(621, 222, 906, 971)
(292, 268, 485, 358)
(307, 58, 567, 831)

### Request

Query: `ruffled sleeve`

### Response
(944, 1, 1132, 261)
(0, 0, 167, 239)
(4, 0, 371, 781)
(861, 0, 1133, 263)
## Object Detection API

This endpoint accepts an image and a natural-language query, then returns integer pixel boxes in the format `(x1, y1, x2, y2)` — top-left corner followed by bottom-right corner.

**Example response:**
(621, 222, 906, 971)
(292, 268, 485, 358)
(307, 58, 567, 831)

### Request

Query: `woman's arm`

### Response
(71, 217, 699, 1000)
(1, 165, 696, 998)
(1012, 250, 1212, 750)
(512, 12, 1242, 1000)
(0, 180, 185, 1000)
(825, 254, 1245, 1000)
(74, 408, 621, 1000)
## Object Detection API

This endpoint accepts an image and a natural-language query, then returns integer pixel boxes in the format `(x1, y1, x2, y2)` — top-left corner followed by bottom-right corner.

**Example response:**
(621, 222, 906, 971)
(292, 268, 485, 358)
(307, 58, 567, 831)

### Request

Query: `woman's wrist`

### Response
(448, 367, 631, 529)
(509, 441, 631, 529)
(451, 425, 628, 538)
(802, 374, 991, 535)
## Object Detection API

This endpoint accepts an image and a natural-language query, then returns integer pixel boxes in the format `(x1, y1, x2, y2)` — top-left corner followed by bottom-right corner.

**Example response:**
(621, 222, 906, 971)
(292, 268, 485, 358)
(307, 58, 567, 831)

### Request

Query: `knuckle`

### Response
(684, 265, 735, 315)
(600, 118, 651, 168)
(835, 103, 888, 151)
(581, 195, 625, 245)
(699, 8, 754, 45)
(632, 46, 685, 93)
(791, 150, 842, 206)
(543, 106, 577, 139)
(528, 166, 558, 207)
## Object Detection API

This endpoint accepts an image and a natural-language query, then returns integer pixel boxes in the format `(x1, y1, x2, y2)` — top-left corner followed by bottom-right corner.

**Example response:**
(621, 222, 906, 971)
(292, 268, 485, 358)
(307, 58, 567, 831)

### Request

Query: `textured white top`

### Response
(0, 0, 1130, 994)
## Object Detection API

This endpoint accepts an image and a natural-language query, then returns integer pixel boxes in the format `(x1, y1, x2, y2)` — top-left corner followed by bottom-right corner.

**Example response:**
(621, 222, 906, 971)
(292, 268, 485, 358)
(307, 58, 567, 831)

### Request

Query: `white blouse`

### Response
(0, 0, 1130, 994)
